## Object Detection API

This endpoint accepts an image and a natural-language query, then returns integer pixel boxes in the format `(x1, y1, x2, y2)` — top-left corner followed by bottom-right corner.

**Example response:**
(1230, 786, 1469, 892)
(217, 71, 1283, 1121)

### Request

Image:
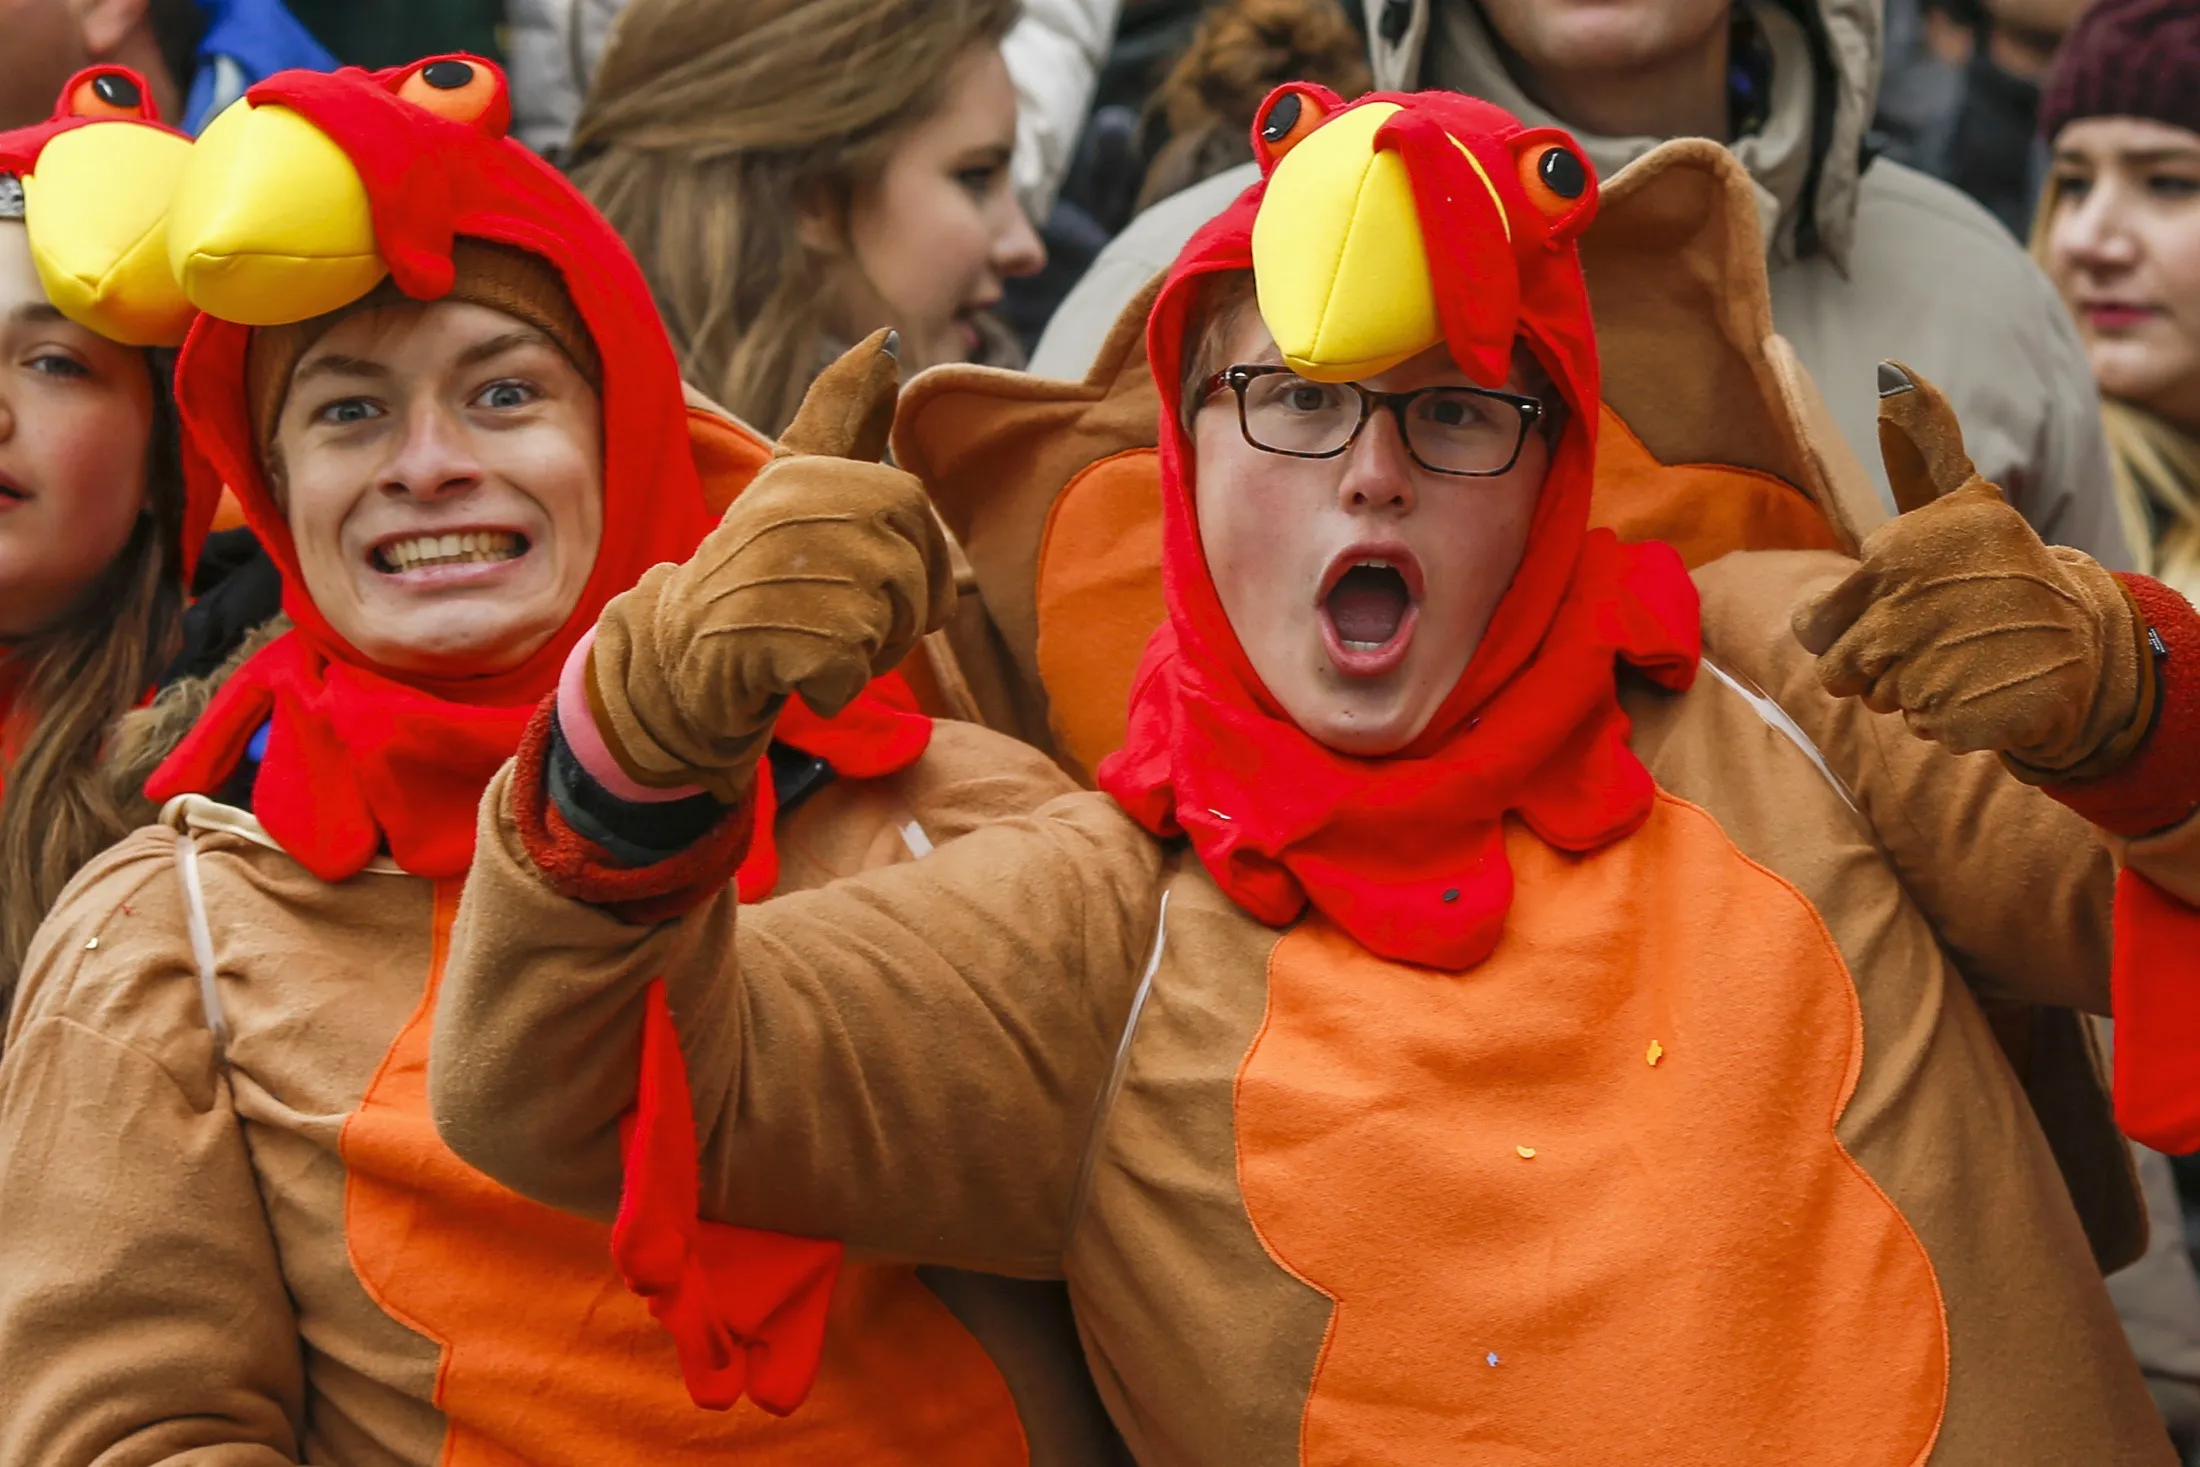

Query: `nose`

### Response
(991, 196, 1047, 282)
(2058, 177, 2138, 275)
(1334, 403, 1418, 515)
(381, 398, 483, 502)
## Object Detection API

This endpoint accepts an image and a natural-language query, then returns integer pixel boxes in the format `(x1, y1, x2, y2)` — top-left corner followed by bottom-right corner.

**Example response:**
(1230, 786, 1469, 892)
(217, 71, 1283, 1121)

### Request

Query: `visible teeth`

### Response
(377, 530, 524, 572)
(1354, 559, 1392, 569)
(1342, 639, 1383, 652)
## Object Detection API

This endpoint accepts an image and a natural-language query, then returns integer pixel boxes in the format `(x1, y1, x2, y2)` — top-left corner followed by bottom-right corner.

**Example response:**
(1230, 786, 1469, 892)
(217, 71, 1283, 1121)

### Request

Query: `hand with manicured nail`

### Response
(584, 329, 954, 802)
(1790, 361, 2155, 776)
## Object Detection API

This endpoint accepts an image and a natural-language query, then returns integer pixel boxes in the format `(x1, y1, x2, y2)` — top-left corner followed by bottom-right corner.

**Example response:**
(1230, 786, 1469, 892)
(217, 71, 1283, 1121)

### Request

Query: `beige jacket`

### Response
(0, 720, 1125, 1467)
(1028, 0, 2127, 567)
(434, 554, 2181, 1464)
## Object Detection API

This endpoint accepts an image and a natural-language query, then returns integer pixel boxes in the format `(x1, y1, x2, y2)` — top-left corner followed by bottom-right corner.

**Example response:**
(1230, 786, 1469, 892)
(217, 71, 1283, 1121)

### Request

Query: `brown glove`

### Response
(1791, 361, 2155, 778)
(584, 330, 953, 803)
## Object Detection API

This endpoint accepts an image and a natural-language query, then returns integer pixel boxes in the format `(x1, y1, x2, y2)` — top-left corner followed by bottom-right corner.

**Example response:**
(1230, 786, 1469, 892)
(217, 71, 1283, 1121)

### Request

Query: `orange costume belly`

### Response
(339, 882, 1029, 1465)
(1235, 795, 1946, 1464)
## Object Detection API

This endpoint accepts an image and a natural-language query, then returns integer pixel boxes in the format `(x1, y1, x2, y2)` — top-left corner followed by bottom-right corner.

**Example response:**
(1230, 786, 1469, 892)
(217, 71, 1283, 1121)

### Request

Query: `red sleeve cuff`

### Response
(2049, 573, 2200, 838)
(511, 699, 752, 924)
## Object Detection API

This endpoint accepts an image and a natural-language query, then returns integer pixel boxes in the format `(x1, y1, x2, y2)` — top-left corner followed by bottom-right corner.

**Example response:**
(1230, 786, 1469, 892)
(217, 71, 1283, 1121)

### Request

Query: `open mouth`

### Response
(370, 529, 529, 575)
(1318, 549, 1423, 675)
(0, 476, 29, 504)
(1328, 562, 1412, 649)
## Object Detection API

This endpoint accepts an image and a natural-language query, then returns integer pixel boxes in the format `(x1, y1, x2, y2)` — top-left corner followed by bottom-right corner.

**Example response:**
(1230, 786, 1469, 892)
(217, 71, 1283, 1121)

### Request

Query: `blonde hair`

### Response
(569, 0, 1021, 436)
(0, 357, 186, 1012)
(2032, 171, 2200, 600)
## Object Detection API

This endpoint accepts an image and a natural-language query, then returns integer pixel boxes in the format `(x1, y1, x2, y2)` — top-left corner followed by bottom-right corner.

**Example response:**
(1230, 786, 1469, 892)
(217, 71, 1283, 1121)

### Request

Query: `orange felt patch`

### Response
(1589, 405, 1841, 567)
(1235, 798, 1947, 1464)
(339, 881, 1029, 1465)
(1033, 447, 1166, 782)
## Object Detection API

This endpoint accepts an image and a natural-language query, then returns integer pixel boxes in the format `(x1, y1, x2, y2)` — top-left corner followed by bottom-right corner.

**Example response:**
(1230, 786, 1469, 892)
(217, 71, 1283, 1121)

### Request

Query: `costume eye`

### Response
(64, 67, 153, 121)
(1252, 84, 1339, 171)
(1512, 134, 1597, 236)
(396, 57, 508, 132)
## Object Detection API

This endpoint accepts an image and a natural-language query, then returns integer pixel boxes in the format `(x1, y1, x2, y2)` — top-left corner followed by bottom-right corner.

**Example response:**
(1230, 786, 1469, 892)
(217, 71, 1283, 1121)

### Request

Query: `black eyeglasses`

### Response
(1202, 364, 1544, 477)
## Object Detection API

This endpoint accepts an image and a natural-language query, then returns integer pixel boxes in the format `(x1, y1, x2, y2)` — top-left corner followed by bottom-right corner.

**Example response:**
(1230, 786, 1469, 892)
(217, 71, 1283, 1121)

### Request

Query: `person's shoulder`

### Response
(1844, 159, 2063, 308)
(1029, 163, 1261, 380)
(7, 823, 204, 1070)
(900, 720, 1088, 839)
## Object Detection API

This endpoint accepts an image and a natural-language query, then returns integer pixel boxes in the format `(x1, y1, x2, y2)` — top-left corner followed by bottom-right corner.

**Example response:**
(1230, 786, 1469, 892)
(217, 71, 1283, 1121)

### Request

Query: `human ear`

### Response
(793, 188, 849, 259)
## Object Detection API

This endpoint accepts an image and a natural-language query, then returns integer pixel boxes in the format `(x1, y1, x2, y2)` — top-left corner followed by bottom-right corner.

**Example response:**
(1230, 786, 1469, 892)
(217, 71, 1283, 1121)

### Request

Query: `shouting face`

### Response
(1190, 304, 1549, 756)
(273, 299, 604, 677)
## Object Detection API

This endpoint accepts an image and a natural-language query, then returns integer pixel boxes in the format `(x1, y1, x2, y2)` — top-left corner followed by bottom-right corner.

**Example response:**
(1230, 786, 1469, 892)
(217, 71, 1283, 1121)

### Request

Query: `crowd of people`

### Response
(2, 0, 2200, 1462)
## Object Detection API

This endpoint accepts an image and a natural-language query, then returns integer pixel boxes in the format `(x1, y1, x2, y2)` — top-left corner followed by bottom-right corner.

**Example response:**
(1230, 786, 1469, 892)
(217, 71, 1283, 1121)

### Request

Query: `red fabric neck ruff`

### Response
(1095, 92, 1701, 971)
(143, 62, 926, 880)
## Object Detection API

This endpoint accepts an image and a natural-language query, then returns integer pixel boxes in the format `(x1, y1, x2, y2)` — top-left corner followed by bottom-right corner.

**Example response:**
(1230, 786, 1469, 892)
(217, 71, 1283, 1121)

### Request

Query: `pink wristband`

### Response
(557, 628, 708, 805)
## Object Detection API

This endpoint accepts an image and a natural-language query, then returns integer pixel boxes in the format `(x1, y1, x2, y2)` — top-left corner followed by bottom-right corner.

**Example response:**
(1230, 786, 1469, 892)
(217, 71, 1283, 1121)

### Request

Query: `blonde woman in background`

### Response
(2038, 0, 2200, 603)
(568, 0, 1046, 436)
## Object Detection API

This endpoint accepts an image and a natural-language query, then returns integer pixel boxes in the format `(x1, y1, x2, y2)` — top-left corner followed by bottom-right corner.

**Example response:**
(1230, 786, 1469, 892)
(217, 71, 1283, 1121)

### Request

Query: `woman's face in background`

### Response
(818, 42, 1045, 372)
(2046, 116, 2200, 433)
(0, 219, 153, 640)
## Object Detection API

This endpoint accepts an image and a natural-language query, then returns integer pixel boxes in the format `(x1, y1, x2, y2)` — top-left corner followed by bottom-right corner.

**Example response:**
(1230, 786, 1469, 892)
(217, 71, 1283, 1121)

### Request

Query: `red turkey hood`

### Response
(1096, 88, 1701, 971)
(170, 58, 711, 706)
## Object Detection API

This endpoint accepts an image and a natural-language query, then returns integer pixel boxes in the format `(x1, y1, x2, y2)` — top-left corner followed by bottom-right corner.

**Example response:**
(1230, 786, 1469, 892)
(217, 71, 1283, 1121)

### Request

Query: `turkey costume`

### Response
(0, 59, 1117, 1467)
(433, 90, 2197, 1462)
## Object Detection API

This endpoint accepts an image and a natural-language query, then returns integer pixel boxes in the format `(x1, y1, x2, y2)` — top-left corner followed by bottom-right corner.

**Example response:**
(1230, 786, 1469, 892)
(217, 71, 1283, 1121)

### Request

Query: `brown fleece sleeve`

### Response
(432, 769, 1163, 1279)
(1700, 548, 2115, 1013)
(0, 861, 305, 1466)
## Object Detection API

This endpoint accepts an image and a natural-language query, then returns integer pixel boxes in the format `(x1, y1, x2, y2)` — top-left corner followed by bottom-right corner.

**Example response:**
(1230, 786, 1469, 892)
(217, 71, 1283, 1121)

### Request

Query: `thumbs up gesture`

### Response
(585, 330, 953, 802)
(1791, 362, 2155, 777)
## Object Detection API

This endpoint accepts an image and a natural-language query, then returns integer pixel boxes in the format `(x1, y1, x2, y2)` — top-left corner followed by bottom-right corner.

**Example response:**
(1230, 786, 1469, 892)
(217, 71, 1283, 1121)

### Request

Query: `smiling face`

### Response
(2045, 115, 2200, 433)
(1190, 304, 1549, 757)
(272, 299, 605, 677)
(823, 42, 1045, 372)
(0, 218, 153, 640)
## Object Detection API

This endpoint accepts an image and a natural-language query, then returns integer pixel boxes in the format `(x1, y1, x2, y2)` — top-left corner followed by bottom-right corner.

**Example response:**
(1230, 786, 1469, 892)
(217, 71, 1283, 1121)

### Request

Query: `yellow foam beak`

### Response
(1250, 102, 1442, 382)
(21, 122, 197, 346)
(168, 99, 386, 326)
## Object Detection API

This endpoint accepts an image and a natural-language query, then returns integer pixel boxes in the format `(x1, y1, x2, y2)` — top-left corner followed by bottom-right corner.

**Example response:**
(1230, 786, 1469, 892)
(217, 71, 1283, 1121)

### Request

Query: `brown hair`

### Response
(568, 0, 1020, 436)
(0, 356, 187, 1010)
(1137, 0, 1372, 214)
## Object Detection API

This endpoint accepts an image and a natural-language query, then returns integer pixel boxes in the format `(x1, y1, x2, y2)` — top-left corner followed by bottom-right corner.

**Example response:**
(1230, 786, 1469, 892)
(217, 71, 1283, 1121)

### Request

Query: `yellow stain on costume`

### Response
(168, 99, 386, 325)
(21, 121, 196, 346)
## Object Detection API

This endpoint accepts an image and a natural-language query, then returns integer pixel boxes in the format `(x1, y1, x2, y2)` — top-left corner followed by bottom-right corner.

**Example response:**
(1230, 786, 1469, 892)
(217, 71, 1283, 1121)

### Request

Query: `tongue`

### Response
(1328, 566, 1409, 645)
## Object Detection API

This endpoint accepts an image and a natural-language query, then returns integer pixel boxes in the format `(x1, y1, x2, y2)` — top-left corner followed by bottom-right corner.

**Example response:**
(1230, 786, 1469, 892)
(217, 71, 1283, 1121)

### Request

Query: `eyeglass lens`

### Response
(1239, 372, 1524, 474)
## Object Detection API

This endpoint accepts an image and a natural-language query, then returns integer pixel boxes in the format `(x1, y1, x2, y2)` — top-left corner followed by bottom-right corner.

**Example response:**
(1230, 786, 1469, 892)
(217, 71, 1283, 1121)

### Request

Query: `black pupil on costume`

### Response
(421, 60, 475, 91)
(91, 73, 141, 108)
(1539, 147, 1587, 199)
(1261, 91, 1302, 144)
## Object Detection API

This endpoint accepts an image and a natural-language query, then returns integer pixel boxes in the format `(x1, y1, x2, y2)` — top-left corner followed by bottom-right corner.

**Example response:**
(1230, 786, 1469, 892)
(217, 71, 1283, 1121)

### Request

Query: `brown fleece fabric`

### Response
(586, 335, 952, 800)
(245, 240, 602, 445)
(1793, 364, 2148, 774)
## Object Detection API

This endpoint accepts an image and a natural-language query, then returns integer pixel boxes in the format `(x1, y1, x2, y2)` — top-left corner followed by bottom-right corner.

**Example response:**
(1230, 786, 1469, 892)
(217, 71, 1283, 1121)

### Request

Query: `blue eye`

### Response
(476, 380, 536, 410)
(317, 398, 381, 426)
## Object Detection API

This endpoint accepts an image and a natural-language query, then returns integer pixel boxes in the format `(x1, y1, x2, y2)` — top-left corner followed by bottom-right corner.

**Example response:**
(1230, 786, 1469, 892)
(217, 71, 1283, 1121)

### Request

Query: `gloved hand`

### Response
(1791, 361, 2155, 778)
(584, 329, 953, 803)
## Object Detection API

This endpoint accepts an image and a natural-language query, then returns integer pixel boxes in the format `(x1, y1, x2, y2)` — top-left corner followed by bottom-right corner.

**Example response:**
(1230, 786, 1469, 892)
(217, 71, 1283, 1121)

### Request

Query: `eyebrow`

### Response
(2055, 146, 2200, 167)
(291, 352, 390, 387)
(454, 327, 554, 371)
(958, 144, 1013, 169)
(290, 328, 555, 389)
(7, 302, 69, 326)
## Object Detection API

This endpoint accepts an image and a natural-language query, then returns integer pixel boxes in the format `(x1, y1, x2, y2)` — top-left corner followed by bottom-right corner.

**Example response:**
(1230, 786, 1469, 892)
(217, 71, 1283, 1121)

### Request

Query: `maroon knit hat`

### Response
(2040, 0, 2200, 142)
